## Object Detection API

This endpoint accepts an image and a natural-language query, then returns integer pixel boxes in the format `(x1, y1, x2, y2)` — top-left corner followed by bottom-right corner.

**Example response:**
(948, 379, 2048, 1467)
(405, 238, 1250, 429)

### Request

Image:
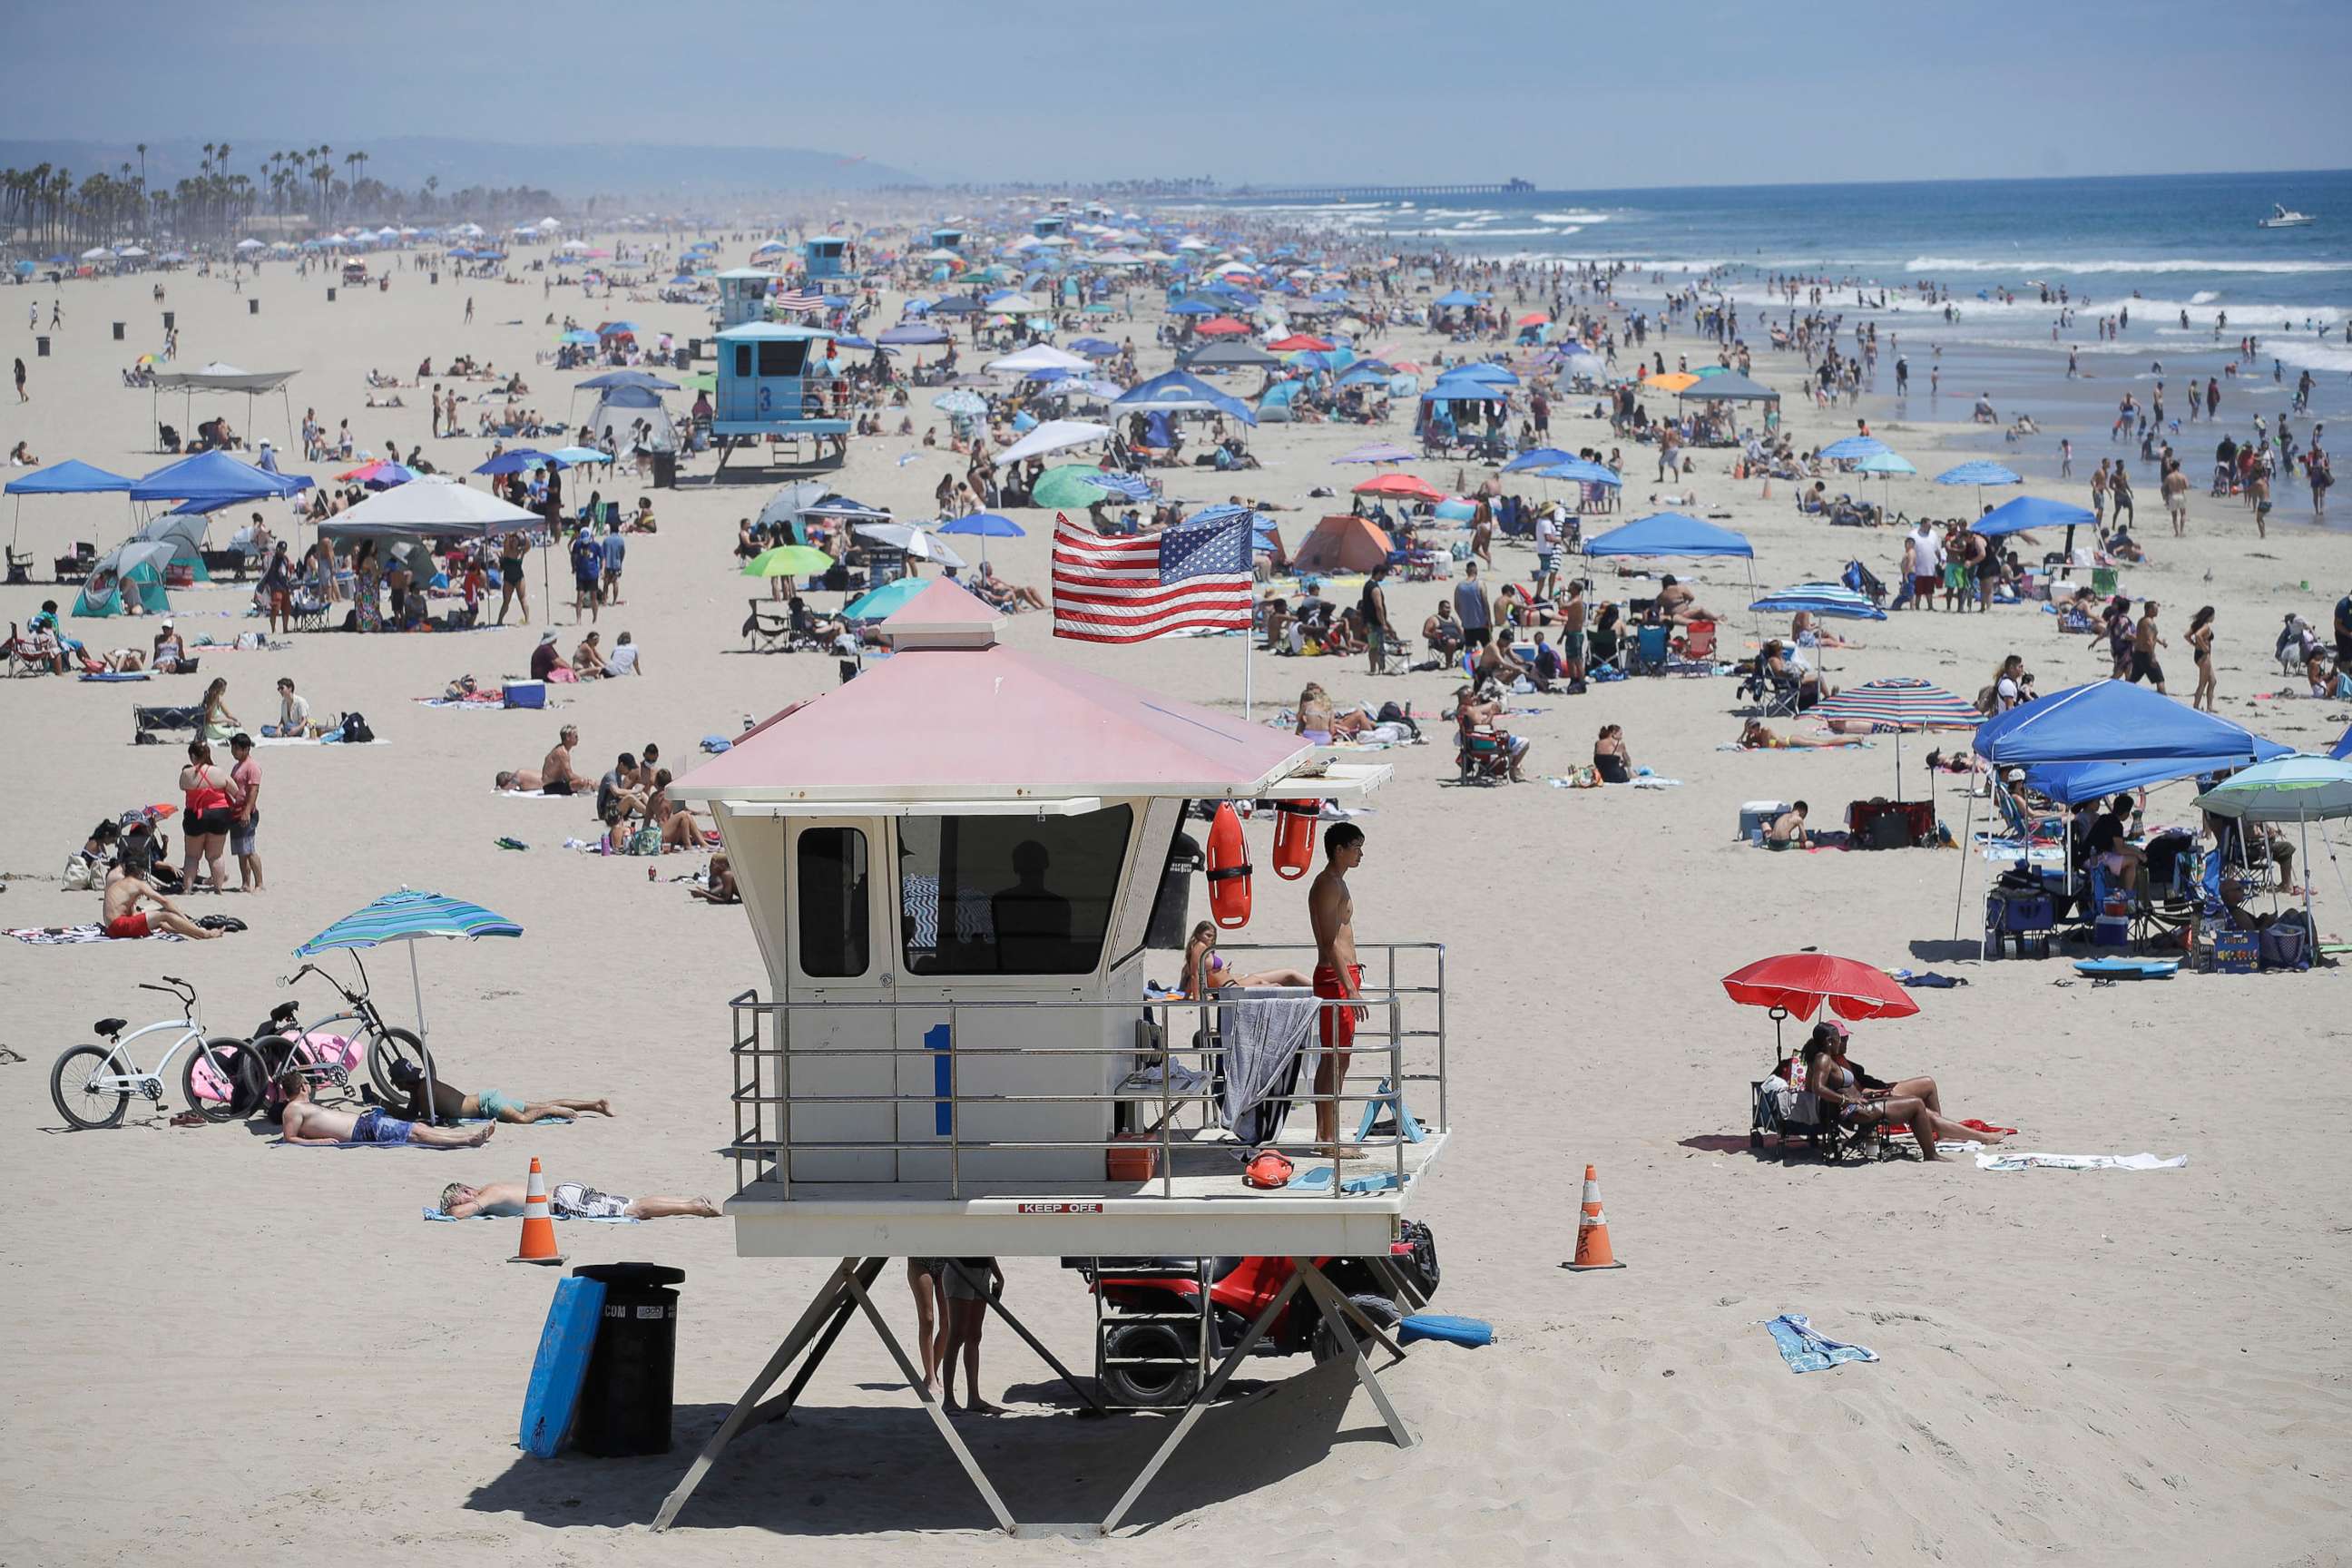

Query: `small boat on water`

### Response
(2259, 204, 2315, 229)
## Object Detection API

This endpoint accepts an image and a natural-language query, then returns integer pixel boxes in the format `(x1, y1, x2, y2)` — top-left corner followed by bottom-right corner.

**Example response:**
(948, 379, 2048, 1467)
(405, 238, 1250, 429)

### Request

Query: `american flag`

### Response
(773, 289, 825, 313)
(1052, 510, 1253, 643)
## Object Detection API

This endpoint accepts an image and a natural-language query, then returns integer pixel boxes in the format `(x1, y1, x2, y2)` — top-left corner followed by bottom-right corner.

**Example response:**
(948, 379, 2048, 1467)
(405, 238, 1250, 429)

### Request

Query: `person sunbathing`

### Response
(1655, 574, 1712, 623)
(1181, 921, 1313, 997)
(647, 769, 705, 851)
(386, 1058, 611, 1124)
(275, 1073, 491, 1146)
(1739, 720, 1857, 750)
(100, 869, 218, 941)
(494, 768, 545, 792)
(436, 1180, 718, 1220)
(1803, 1024, 2001, 1161)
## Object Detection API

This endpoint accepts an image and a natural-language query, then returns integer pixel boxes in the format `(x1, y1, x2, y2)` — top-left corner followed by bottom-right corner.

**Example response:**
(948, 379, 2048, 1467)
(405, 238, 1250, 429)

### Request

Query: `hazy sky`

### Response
(5, 0, 2347, 187)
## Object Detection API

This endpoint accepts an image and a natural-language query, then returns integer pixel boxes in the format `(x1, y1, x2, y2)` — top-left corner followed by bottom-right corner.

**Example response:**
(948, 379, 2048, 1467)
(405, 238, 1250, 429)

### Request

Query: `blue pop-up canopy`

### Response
(5, 458, 134, 495)
(1583, 512, 1753, 558)
(1432, 289, 1481, 308)
(130, 449, 312, 505)
(1976, 679, 2280, 769)
(2334, 722, 2352, 762)
(1969, 493, 2097, 539)
(1112, 369, 1256, 426)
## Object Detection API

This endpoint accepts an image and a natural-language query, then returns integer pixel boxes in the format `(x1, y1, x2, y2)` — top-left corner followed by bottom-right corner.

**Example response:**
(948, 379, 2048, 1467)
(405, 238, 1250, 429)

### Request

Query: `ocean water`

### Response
(1211, 170, 2352, 497)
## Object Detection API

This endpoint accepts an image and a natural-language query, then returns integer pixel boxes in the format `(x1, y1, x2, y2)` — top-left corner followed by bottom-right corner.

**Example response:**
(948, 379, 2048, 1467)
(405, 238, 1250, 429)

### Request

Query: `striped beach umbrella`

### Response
(1810, 677, 1981, 799)
(296, 887, 524, 1116)
(1749, 583, 1886, 621)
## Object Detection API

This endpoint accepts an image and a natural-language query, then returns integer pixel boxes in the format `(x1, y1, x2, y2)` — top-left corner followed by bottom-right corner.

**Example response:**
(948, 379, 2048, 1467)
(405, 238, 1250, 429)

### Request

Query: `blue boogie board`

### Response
(2073, 958, 2178, 980)
(1399, 1314, 1493, 1348)
(520, 1276, 606, 1457)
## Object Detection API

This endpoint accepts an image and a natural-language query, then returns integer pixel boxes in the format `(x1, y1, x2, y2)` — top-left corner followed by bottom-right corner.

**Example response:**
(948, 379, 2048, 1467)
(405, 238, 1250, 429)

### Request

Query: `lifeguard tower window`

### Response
(797, 827, 871, 977)
(899, 808, 1132, 975)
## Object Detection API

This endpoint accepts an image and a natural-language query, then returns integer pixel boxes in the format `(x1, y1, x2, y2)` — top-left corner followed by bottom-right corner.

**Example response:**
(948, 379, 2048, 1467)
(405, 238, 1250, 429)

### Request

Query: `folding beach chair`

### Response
(1631, 623, 1671, 676)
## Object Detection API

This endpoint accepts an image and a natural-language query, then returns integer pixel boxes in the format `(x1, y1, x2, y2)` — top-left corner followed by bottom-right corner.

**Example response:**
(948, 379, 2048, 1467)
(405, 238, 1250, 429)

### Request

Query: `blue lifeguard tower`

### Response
(1032, 213, 1066, 240)
(710, 321, 852, 474)
(715, 268, 776, 329)
(802, 234, 850, 284)
(928, 225, 965, 252)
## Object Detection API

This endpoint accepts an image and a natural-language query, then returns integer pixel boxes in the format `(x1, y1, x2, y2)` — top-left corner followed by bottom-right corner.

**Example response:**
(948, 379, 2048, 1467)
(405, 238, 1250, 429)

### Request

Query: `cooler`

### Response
(1739, 800, 1790, 845)
(504, 681, 547, 710)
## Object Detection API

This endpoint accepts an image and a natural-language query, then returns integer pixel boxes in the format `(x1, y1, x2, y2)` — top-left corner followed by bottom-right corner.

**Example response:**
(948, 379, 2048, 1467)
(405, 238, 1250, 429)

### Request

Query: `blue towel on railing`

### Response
(1759, 1313, 1879, 1374)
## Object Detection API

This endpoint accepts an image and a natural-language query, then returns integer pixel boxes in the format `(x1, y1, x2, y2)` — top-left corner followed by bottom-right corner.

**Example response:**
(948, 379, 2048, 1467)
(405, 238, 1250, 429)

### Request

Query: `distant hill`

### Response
(0, 136, 918, 201)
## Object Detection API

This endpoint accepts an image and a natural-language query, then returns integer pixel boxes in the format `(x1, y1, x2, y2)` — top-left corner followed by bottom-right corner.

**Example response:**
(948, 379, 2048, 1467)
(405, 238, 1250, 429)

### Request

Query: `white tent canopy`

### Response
(318, 475, 538, 538)
(152, 363, 300, 395)
(995, 419, 1114, 465)
(985, 344, 1091, 376)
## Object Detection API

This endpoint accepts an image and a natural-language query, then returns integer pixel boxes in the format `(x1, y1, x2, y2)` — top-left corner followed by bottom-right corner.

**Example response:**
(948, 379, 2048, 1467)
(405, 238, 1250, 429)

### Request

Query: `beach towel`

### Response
(254, 735, 388, 748)
(1896, 971, 1966, 989)
(6, 924, 183, 944)
(421, 1204, 632, 1222)
(1759, 1313, 1879, 1374)
(1220, 993, 1318, 1148)
(1975, 1151, 2187, 1172)
(1289, 1165, 1404, 1195)
(79, 671, 152, 681)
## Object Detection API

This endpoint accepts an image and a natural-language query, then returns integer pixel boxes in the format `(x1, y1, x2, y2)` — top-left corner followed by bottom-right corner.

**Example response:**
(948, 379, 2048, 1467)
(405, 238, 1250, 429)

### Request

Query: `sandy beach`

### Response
(3, 222, 2347, 1568)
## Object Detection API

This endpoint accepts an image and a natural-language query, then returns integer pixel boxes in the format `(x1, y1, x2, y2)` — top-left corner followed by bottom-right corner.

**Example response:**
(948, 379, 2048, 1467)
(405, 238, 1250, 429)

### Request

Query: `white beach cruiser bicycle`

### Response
(50, 975, 268, 1130)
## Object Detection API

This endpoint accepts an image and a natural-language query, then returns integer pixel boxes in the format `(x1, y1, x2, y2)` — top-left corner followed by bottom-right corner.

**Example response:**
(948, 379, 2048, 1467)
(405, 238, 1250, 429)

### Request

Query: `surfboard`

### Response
(519, 1275, 606, 1458)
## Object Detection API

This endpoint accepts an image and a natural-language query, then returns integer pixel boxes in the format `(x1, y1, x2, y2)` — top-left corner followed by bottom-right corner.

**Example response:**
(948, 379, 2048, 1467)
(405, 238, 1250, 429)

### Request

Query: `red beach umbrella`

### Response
(1267, 333, 1334, 352)
(1192, 316, 1250, 337)
(1720, 954, 1918, 1023)
(1350, 473, 1443, 500)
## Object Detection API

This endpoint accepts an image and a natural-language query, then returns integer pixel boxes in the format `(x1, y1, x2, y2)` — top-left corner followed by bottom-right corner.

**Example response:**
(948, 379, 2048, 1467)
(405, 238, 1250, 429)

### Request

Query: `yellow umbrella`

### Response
(741, 544, 833, 578)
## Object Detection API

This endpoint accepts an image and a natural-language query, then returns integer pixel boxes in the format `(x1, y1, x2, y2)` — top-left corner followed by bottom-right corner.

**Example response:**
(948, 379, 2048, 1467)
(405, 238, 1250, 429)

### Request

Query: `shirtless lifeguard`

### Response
(1307, 823, 1369, 1161)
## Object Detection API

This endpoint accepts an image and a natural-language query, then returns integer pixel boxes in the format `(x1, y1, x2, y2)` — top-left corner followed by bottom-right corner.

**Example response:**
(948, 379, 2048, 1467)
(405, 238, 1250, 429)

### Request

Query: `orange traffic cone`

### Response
(1759, 474, 1773, 501)
(1562, 1163, 1626, 1271)
(508, 1156, 565, 1266)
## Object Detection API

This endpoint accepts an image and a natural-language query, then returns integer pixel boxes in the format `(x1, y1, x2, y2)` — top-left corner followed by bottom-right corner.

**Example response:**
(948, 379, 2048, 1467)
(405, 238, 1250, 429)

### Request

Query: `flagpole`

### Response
(1243, 619, 1253, 721)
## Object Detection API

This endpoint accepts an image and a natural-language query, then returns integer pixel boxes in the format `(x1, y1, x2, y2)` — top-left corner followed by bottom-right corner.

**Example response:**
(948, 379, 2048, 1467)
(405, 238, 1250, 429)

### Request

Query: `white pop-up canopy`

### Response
(995, 418, 1113, 465)
(318, 475, 538, 538)
(985, 344, 1091, 376)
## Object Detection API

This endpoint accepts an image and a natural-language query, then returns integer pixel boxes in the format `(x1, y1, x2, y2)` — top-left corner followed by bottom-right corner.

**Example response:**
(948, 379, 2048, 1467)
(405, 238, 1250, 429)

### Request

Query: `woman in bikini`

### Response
(1738, 719, 1853, 750)
(1803, 1021, 2004, 1162)
(2187, 605, 2217, 711)
(1181, 922, 1313, 998)
(1592, 723, 1633, 783)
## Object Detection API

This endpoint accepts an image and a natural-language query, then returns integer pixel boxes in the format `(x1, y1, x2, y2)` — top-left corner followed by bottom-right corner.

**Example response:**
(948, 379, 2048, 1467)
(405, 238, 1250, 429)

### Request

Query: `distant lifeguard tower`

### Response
(655, 580, 1450, 1535)
(1032, 212, 1067, 240)
(708, 321, 852, 473)
(801, 233, 850, 284)
(713, 267, 774, 329)
(928, 225, 965, 252)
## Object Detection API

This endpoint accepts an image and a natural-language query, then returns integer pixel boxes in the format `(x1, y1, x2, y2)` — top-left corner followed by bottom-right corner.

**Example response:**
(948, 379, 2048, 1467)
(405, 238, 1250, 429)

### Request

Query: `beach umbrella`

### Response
(577, 368, 680, 391)
(936, 511, 1025, 569)
(857, 522, 964, 568)
(1749, 583, 1886, 620)
(1645, 371, 1700, 394)
(877, 322, 949, 347)
(1935, 460, 2023, 512)
(1820, 435, 1889, 462)
(842, 575, 929, 622)
(1809, 677, 1983, 799)
(1851, 448, 1916, 515)
(559, 329, 599, 346)
(2195, 755, 2352, 947)
(544, 446, 607, 466)
(1352, 473, 1443, 501)
(1501, 446, 1575, 474)
(1334, 443, 1416, 465)
(1534, 459, 1623, 486)
(293, 887, 523, 1121)
(1079, 470, 1153, 502)
(997, 419, 1113, 465)
(1032, 464, 1134, 510)
(474, 449, 551, 476)
(933, 389, 988, 416)
(1721, 954, 1919, 1030)
(741, 544, 834, 579)
(1069, 337, 1121, 358)
(1266, 333, 1334, 353)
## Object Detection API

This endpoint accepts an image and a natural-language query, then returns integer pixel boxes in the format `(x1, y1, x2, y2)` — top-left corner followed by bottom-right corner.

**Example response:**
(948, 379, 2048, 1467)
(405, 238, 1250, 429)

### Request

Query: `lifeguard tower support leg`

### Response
(842, 1267, 1021, 1532)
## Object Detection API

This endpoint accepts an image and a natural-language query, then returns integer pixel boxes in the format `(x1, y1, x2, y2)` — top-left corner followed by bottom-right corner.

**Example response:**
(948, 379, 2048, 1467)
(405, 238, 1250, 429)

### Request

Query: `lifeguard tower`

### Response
(713, 267, 774, 329)
(928, 225, 965, 252)
(708, 321, 852, 474)
(655, 579, 1451, 1536)
(1032, 212, 1067, 240)
(802, 233, 850, 284)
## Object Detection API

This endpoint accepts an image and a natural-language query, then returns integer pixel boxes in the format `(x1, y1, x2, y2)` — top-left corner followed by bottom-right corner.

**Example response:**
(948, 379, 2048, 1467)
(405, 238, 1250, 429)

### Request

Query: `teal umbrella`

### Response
(842, 575, 927, 621)
(295, 887, 523, 1120)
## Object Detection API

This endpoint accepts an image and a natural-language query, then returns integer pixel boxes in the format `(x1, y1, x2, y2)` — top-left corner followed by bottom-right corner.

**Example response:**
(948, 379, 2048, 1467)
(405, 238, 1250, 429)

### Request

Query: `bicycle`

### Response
(268, 956, 432, 1104)
(51, 976, 268, 1130)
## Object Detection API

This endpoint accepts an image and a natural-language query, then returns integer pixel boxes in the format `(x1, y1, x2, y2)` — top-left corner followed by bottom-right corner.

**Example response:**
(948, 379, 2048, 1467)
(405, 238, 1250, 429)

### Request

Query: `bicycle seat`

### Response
(93, 1017, 126, 1037)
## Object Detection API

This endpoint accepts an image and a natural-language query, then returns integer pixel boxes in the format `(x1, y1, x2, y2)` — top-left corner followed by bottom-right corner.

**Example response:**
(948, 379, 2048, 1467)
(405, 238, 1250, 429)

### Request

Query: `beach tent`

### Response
(1676, 369, 1780, 428)
(6, 458, 136, 550)
(1968, 493, 2099, 558)
(1293, 514, 1394, 575)
(318, 475, 538, 540)
(131, 449, 312, 507)
(997, 419, 1113, 466)
(2333, 723, 2352, 762)
(150, 363, 301, 450)
(1112, 369, 1256, 426)
(135, 512, 214, 581)
(756, 479, 832, 544)
(1257, 379, 1305, 423)
(987, 344, 1092, 377)
(72, 539, 176, 616)
(1583, 512, 1752, 559)
(1182, 340, 1280, 371)
(583, 386, 677, 453)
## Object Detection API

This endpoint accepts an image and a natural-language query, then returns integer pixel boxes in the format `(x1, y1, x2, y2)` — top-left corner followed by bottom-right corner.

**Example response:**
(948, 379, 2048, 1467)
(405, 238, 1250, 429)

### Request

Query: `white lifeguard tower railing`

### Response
(657, 579, 1450, 1536)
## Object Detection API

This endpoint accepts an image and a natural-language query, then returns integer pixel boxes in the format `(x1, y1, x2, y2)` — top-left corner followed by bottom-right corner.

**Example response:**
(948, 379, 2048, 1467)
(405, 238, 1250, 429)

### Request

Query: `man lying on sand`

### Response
(386, 1059, 612, 1125)
(277, 1073, 492, 1146)
(436, 1181, 719, 1220)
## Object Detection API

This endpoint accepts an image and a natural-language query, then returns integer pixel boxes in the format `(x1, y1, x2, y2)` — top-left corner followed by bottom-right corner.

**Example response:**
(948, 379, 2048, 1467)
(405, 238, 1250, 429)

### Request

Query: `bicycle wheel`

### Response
(183, 1036, 266, 1123)
(52, 1045, 130, 1130)
(367, 1027, 433, 1103)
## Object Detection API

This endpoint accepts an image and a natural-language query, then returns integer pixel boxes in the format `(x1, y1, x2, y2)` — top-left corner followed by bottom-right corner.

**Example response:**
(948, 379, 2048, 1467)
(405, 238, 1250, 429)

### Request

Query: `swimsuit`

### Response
(349, 1106, 414, 1144)
(550, 1181, 629, 1220)
(1313, 963, 1362, 1054)
(104, 911, 152, 939)
(475, 1088, 523, 1121)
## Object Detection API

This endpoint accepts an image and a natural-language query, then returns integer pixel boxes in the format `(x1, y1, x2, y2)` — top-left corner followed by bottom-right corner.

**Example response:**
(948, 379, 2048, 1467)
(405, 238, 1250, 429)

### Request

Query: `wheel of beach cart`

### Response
(365, 1027, 433, 1104)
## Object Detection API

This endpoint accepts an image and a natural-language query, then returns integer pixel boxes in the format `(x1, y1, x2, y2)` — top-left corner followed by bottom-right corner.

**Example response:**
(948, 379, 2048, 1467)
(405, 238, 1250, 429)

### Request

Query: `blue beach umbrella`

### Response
(1081, 471, 1154, 502)
(294, 887, 524, 1117)
(475, 449, 553, 476)
(1820, 435, 1889, 461)
(842, 575, 928, 621)
(1502, 446, 1575, 474)
(1749, 582, 1887, 620)
(1936, 459, 2024, 514)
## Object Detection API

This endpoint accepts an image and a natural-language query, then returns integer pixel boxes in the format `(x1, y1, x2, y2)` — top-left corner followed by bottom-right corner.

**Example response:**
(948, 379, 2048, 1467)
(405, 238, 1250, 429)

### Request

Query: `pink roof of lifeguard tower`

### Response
(671, 580, 1308, 805)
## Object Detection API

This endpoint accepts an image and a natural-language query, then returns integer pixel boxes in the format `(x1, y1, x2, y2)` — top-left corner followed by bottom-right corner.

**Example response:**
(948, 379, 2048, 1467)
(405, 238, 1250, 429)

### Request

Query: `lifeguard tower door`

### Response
(772, 816, 895, 1183)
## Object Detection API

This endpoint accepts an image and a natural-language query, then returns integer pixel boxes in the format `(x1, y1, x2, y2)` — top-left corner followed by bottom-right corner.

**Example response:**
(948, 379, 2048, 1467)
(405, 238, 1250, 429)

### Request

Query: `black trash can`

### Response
(651, 450, 677, 489)
(34, 335, 48, 358)
(429, 270, 439, 285)
(685, 337, 700, 360)
(326, 287, 336, 302)
(248, 299, 259, 316)
(573, 1262, 685, 1456)
(162, 310, 175, 330)
(113, 321, 124, 340)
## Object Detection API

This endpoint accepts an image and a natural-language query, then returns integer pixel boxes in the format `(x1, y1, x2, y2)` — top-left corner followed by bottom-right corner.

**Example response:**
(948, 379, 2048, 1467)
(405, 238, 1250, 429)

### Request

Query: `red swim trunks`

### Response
(1313, 963, 1362, 1054)
(105, 911, 152, 940)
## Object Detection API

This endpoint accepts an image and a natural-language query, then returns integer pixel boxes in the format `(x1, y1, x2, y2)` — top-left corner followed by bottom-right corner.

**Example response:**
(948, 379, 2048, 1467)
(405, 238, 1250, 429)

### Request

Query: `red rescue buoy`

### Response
(1205, 802, 1252, 928)
(1271, 799, 1319, 881)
